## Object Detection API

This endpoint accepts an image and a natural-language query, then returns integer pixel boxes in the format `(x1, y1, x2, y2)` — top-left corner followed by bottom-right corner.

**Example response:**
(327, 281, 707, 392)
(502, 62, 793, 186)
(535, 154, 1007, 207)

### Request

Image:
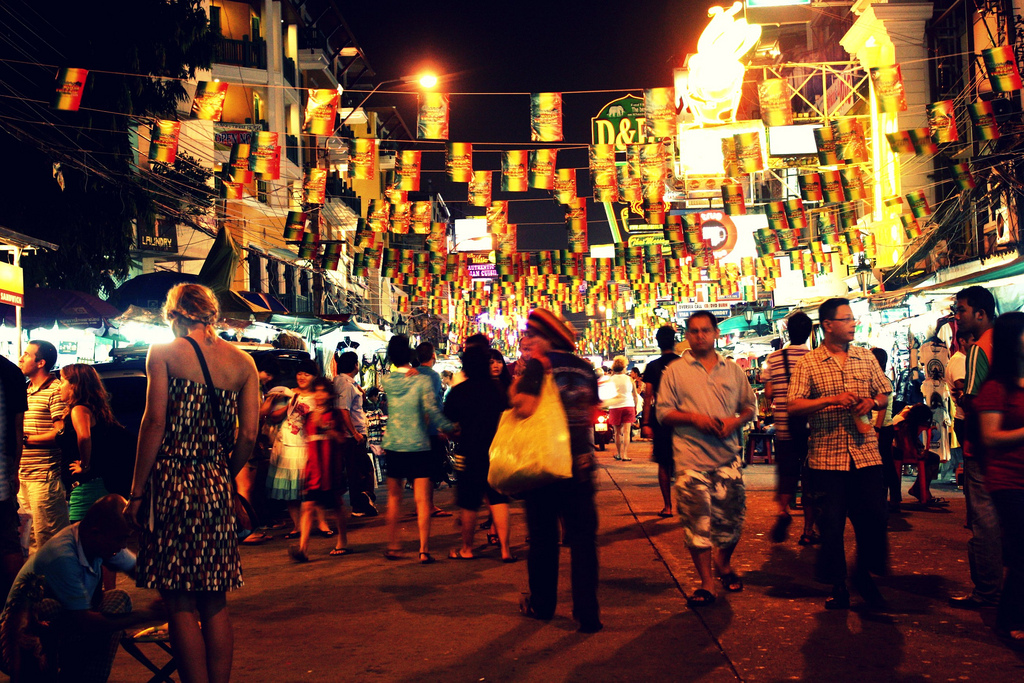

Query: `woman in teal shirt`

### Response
(381, 335, 455, 564)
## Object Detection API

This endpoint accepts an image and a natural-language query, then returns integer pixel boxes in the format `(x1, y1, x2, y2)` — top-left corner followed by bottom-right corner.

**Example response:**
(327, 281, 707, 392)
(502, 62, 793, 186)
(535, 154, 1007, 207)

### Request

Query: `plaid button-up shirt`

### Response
(787, 344, 892, 471)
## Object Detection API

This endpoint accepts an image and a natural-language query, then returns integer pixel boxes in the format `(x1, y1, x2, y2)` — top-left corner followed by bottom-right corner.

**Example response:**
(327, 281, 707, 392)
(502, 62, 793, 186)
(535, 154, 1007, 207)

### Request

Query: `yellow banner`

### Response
(531, 92, 563, 142)
(418, 92, 450, 140)
(304, 89, 340, 135)
(0, 262, 24, 307)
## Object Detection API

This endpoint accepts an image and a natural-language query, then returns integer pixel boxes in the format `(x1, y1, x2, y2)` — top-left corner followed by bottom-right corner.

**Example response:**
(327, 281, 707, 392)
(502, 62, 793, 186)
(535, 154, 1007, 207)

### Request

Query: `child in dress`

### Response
(290, 377, 351, 561)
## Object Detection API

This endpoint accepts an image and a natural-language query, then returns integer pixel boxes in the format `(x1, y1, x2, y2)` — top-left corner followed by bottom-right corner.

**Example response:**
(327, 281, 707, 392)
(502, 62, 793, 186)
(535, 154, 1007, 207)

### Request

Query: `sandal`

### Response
(501, 555, 519, 564)
(419, 552, 436, 564)
(487, 533, 499, 546)
(686, 589, 717, 607)
(430, 509, 451, 518)
(798, 532, 821, 546)
(719, 572, 744, 592)
(329, 547, 353, 556)
(241, 532, 270, 545)
(315, 528, 336, 538)
(288, 547, 308, 563)
(657, 510, 673, 518)
(284, 530, 300, 540)
(448, 549, 476, 560)
(383, 549, 404, 561)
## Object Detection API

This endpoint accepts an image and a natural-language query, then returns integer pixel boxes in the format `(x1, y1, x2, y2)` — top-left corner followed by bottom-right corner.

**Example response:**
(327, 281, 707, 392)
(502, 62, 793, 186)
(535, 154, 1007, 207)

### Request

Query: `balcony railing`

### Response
(213, 37, 267, 70)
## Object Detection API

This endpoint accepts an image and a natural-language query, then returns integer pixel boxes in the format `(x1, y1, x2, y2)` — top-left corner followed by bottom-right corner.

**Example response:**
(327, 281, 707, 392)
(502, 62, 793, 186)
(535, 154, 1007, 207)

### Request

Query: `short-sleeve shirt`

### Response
(965, 328, 993, 396)
(334, 374, 366, 436)
(517, 352, 600, 458)
(0, 357, 28, 501)
(974, 379, 1024, 492)
(945, 351, 967, 421)
(22, 375, 67, 480)
(787, 344, 893, 471)
(2, 523, 135, 615)
(655, 351, 757, 470)
(444, 377, 508, 461)
(761, 345, 810, 440)
(641, 353, 679, 429)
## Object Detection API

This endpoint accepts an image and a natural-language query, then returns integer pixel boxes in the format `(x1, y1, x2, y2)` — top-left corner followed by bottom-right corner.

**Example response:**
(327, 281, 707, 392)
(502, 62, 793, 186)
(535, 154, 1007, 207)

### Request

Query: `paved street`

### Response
(109, 441, 1024, 682)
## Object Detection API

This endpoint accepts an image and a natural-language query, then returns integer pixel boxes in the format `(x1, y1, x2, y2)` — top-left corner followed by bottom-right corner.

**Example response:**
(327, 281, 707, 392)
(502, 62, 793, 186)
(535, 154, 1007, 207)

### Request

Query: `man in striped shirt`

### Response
(17, 340, 69, 553)
(949, 285, 1001, 609)
(761, 312, 815, 544)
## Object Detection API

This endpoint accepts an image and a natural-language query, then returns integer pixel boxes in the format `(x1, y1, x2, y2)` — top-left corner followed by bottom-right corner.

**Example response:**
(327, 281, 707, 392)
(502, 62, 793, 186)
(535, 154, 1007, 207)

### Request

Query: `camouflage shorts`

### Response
(674, 459, 746, 550)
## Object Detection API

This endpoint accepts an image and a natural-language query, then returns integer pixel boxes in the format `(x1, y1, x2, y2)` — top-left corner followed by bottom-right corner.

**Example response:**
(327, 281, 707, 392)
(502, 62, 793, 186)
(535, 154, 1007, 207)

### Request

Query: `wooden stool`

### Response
(745, 431, 774, 465)
(120, 625, 177, 683)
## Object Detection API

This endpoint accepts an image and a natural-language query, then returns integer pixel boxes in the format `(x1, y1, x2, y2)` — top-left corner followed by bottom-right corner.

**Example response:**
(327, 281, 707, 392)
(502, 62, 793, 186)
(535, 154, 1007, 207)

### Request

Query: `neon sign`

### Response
(679, 3, 762, 126)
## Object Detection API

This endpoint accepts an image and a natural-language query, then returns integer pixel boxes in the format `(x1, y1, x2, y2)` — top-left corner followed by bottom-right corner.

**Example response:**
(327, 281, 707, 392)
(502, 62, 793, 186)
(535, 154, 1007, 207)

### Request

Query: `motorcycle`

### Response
(594, 409, 613, 450)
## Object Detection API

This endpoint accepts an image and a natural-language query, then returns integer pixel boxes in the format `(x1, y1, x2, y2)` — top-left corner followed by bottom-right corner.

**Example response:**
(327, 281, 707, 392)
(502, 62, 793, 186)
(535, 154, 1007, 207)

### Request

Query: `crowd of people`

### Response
(0, 281, 1021, 681)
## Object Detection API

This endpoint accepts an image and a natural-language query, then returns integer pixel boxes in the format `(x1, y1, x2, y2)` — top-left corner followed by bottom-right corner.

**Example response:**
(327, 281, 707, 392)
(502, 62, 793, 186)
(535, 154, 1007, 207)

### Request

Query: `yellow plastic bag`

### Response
(488, 373, 573, 495)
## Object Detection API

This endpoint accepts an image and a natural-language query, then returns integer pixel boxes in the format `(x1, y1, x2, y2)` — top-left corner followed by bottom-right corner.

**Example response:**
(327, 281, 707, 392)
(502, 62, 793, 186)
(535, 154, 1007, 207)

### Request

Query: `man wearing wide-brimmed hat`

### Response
(511, 309, 603, 633)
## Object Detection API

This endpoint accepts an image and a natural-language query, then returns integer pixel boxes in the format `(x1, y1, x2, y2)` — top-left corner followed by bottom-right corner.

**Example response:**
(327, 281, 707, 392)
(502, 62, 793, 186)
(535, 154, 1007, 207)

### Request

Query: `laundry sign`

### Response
(0, 262, 24, 307)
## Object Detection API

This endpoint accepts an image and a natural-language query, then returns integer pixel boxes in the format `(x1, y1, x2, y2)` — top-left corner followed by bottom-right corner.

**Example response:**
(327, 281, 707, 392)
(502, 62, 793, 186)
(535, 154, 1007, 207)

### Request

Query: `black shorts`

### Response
(385, 450, 433, 481)
(455, 455, 509, 510)
(302, 489, 340, 508)
(651, 425, 674, 476)
(775, 438, 809, 497)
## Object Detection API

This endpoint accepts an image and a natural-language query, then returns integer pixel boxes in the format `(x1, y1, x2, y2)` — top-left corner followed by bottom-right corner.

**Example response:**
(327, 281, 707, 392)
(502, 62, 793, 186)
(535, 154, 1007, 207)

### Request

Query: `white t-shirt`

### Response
(945, 351, 966, 420)
(608, 373, 635, 409)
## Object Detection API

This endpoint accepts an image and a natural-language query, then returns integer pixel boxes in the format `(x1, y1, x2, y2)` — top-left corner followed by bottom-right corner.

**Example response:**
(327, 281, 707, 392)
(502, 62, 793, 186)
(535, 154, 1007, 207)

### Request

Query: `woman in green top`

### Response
(381, 335, 455, 564)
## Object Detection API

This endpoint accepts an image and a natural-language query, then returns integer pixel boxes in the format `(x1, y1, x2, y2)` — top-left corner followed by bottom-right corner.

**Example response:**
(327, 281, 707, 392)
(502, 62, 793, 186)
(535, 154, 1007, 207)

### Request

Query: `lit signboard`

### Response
(453, 218, 492, 253)
(766, 124, 821, 157)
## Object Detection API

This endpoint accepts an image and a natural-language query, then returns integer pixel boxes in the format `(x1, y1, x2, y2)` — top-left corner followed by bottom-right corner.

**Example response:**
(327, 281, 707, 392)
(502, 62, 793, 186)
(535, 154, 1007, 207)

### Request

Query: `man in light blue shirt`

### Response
(657, 311, 756, 607)
(0, 495, 164, 681)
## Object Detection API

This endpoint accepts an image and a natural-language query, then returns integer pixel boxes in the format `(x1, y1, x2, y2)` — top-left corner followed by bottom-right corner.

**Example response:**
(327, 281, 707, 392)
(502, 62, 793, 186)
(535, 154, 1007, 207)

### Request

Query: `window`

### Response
(247, 251, 263, 292)
(209, 6, 221, 35)
(266, 260, 280, 295)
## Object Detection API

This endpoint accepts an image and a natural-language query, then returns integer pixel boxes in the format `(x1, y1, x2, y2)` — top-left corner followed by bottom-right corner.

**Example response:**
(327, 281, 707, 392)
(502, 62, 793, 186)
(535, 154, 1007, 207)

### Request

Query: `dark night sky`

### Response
(340, 1, 717, 249)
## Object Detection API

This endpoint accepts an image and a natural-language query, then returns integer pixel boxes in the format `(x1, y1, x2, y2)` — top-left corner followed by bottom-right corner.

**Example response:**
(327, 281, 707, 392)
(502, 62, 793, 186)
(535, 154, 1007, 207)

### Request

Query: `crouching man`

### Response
(0, 494, 164, 682)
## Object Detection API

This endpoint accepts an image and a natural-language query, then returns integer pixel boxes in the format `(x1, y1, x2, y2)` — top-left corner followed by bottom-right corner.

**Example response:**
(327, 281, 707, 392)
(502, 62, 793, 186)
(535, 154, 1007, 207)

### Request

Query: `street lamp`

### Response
(854, 257, 874, 296)
(335, 73, 438, 131)
(743, 306, 754, 324)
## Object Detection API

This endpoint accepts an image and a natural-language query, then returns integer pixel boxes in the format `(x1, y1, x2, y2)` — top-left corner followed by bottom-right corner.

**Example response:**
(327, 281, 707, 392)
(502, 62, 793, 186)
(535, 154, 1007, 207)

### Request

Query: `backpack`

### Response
(781, 349, 810, 443)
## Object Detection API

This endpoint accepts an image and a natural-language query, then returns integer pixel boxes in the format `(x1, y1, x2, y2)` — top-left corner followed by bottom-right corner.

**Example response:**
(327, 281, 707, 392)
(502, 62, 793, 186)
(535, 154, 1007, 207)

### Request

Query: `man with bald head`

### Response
(0, 495, 165, 681)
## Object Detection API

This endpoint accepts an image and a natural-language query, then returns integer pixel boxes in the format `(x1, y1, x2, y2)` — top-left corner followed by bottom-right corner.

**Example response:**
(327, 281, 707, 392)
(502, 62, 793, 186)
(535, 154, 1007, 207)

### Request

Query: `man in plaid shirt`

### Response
(789, 298, 893, 611)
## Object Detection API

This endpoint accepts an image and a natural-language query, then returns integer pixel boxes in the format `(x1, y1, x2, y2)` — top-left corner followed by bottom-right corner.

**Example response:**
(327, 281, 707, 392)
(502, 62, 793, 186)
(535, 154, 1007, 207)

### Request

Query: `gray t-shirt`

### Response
(334, 374, 366, 436)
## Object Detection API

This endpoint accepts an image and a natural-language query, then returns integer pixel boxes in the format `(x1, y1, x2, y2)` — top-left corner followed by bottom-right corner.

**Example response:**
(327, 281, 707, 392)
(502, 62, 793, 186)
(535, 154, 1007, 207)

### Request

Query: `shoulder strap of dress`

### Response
(184, 337, 228, 444)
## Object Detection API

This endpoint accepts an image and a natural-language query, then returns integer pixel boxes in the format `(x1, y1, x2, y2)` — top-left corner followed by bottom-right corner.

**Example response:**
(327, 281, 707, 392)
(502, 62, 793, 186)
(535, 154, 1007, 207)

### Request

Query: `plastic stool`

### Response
(120, 624, 177, 683)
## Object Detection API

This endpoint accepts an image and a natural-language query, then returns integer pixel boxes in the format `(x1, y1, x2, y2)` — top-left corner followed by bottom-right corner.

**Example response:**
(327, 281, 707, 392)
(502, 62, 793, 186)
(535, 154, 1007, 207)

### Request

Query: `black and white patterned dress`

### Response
(137, 376, 242, 592)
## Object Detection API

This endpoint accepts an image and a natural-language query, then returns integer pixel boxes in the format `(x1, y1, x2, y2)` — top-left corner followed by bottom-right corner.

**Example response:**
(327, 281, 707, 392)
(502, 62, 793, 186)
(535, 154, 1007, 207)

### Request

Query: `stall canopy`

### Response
(110, 272, 199, 310)
(238, 291, 288, 313)
(718, 312, 771, 336)
(1, 288, 121, 328)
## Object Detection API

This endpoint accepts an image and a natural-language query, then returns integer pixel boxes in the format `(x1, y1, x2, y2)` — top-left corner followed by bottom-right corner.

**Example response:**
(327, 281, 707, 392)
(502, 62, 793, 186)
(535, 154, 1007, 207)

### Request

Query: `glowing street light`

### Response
(335, 73, 438, 130)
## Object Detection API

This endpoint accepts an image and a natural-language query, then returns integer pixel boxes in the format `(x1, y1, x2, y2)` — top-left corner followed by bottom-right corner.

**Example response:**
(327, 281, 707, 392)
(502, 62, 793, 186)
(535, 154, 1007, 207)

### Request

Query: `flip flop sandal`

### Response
(487, 533, 499, 546)
(419, 552, 436, 564)
(657, 511, 673, 518)
(686, 589, 717, 606)
(315, 529, 336, 538)
(430, 509, 452, 518)
(502, 555, 519, 563)
(719, 572, 744, 592)
(383, 549, 404, 561)
(448, 549, 476, 560)
(284, 530, 300, 540)
(329, 548, 353, 556)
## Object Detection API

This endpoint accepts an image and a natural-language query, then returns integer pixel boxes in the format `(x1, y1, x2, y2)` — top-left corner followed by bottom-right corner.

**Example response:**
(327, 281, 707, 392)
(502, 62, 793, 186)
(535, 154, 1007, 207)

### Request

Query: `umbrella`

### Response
(110, 272, 199, 310)
(1, 288, 122, 329)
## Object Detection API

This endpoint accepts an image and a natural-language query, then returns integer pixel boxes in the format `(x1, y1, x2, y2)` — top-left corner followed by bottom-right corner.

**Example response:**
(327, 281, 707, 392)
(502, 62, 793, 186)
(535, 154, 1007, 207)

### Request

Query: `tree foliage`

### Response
(0, 0, 215, 295)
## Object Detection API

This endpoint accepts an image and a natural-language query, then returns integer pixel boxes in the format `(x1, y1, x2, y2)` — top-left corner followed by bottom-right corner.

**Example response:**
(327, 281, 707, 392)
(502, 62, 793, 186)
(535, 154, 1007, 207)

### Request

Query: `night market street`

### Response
(106, 443, 1023, 683)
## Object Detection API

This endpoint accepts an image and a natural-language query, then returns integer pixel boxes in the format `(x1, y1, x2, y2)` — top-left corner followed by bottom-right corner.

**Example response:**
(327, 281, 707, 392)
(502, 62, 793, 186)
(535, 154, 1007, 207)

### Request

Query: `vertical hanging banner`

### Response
(323, 243, 342, 271)
(832, 119, 869, 164)
(910, 127, 938, 155)
(411, 201, 432, 234)
(528, 148, 557, 190)
(149, 120, 181, 164)
(721, 137, 742, 177)
(813, 126, 840, 166)
(906, 190, 931, 218)
(592, 167, 619, 202)
(347, 138, 376, 180)
(303, 168, 327, 204)
(567, 219, 588, 253)
(644, 87, 675, 139)
(616, 163, 641, 204)
(784, 198, 808, 231)
(839, 202, 860, 230)
(950, 162, 976, 190)
(733, 131, 764, 173)
(303, 89, 340, 134)
(885, 131, 916, 154)
(502, 150, 529, 192)
(565, 197, 587, 224)
(530, 92, 563, 142)
(220, 180, 244, 199)
(367, 199, 391, 232)
(868, 65, 908, 113)
(225, 143, 253, 183)
(757, 78, 794, 126)
(820, 169, 845, 203)
(190, 81, 228, 121)
(446, 143, 473, 182)
(901, 213, 922, 239)
(640, 143, 667, 200)
(927, 100, 958, 143)
(554, 168, 576, 204)
(487, 201, 509, 235)
(840, 166, 867, 201)
(983, 45, 1023, 92)
(250, 131, 280, 179)
(394, 150, 421, 191)
(283, 211, 306, 240)
(798, 173, 823, 202)
(418, 92, 450, 139)
(390, 202, 411, 234)
(968, 101, 1001, 140)
(766, 201, 788, 233)
(720, 183, 746, 215)
(468, 170, 492, 207)
(51, 68, 89, 111)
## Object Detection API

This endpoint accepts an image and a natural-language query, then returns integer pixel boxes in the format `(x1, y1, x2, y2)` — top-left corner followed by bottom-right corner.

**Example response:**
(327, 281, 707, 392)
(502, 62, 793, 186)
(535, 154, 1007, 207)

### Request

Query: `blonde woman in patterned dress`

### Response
(124, 284, 259, 683)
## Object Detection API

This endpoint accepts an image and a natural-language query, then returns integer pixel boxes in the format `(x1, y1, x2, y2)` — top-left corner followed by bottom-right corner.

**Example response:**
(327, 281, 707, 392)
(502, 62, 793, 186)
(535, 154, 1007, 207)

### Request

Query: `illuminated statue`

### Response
(681, 2, 761, 125)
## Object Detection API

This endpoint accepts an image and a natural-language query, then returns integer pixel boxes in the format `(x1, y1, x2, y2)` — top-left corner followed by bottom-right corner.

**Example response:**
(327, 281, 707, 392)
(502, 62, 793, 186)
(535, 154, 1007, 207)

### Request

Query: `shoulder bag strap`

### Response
(184, 337, 232, 454)
(781, 348, 792, 382)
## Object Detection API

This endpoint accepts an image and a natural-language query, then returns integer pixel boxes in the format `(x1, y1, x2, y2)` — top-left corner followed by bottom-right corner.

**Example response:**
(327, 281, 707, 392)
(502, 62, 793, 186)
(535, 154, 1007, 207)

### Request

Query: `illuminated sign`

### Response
(678, 3, 761, 126)
(694, 210, 739, 258)
(466, 252, 497, 280)
(0, 262, 23, 307)
(591, 94, 653, 151)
